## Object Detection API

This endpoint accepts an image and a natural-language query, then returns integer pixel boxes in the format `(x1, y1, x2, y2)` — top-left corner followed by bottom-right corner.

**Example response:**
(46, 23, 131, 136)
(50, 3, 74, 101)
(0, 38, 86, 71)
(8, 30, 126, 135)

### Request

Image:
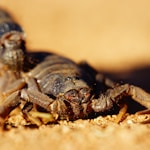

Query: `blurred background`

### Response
(0, 0, 150, 73)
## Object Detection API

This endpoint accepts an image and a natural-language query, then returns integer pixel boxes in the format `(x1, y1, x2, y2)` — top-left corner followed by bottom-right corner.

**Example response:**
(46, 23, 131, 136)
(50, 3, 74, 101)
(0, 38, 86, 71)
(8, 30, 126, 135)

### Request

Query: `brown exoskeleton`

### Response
(0, 8, 150, 126)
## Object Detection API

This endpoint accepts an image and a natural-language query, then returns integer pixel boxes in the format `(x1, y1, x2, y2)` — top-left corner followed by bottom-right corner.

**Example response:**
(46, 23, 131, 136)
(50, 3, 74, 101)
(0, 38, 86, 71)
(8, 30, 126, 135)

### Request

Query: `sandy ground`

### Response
(0, 0, 150, 150)
(1, 116, 150, 150)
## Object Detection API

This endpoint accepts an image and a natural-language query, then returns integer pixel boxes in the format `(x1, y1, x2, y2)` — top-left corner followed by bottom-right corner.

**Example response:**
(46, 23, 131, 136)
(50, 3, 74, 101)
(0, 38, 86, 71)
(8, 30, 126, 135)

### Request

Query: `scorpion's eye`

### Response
(79, 88, 91, 103)
(64, 89, 79, 103)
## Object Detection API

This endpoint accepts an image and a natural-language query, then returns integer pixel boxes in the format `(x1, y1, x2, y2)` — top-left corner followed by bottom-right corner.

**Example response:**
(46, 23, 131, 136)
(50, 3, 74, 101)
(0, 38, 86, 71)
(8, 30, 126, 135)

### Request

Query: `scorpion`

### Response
(0, 8, 150, 126)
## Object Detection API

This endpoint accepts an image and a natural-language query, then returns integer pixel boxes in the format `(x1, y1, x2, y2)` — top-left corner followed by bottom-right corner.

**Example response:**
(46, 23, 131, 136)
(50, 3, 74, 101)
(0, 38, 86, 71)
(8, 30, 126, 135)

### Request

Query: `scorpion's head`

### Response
(0, 31, 26, 71)
(59, 76, 92, 119)
(60, 76, 92, 104)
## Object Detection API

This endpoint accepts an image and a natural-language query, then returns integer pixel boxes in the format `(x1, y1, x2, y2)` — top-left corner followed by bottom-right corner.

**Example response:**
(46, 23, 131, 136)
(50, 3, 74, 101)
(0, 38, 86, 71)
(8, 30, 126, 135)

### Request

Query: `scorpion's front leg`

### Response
(22, 77, 56, 111)
(20, 77, 60, 123)
(91, 84, 150, 122)
(0, 91, 21, 119)
(21, 89, 60, 124)
(0, 77, 26, 119)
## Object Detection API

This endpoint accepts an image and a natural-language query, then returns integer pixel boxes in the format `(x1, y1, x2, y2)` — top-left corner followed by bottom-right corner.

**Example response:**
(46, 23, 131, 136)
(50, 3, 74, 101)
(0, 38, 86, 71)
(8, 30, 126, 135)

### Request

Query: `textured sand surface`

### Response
(0, 1, 150, 150)
(1, 116, 150, 150)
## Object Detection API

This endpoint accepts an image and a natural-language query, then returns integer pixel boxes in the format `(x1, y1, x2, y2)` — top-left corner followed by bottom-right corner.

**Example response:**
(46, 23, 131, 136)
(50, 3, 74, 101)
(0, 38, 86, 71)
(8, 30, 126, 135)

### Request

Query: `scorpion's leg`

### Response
(91, 84, 150, 122)
(0, 67, 26, 99)
(0, 91, 21, 119)
(21, 77, 59, 124)
(2, 78, 26, 97)
(21, 89, 59, 124)
(0, 78, 26, 120)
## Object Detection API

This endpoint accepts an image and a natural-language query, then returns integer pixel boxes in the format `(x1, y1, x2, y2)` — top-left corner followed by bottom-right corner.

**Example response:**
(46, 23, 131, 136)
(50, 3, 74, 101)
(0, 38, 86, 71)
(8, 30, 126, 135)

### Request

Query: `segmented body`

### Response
(0, 9, 22, 37)
(29, 55, 92, 96)
(0, 9, 25, 71)
(26, 54, 99, 120)
(0, 9, 24, 90)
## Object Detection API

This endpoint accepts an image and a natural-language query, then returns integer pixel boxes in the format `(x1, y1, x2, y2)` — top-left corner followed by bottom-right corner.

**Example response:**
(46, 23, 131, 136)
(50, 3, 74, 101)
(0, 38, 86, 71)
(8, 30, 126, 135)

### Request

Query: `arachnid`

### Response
(0, 9, 150, 126)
